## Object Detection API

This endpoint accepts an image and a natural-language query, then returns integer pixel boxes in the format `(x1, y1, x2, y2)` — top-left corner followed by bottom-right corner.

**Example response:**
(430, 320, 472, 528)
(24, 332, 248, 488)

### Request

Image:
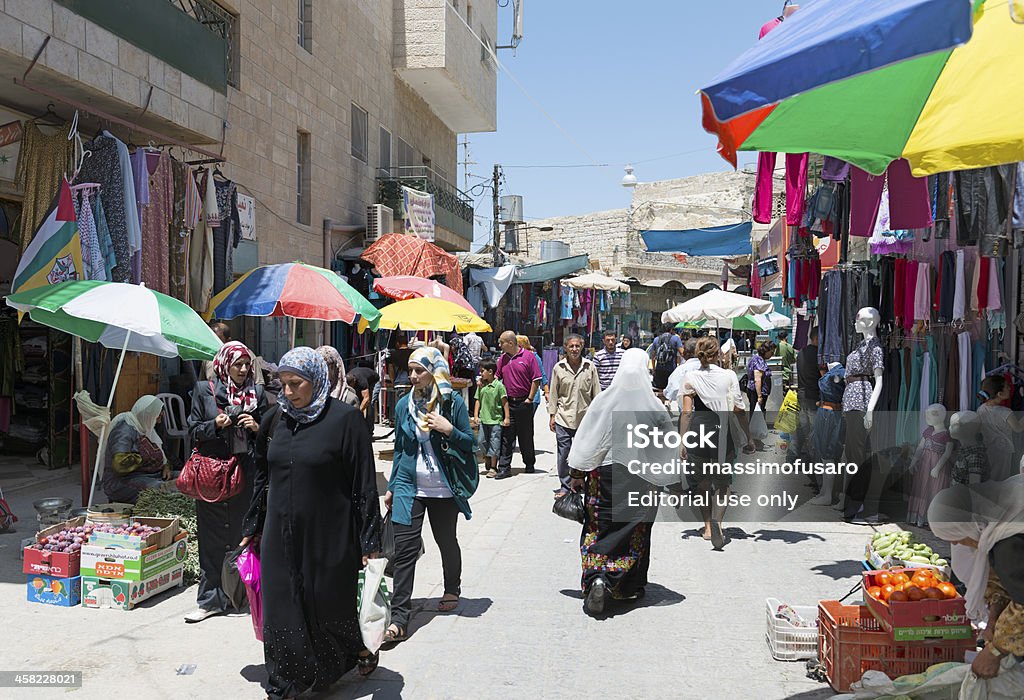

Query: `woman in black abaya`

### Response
(241, 347, 382, 699)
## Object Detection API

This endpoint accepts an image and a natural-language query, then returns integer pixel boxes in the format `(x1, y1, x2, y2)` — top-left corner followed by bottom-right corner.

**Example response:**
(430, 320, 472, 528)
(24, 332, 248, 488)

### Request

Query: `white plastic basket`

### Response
(765, 597, 819, 661)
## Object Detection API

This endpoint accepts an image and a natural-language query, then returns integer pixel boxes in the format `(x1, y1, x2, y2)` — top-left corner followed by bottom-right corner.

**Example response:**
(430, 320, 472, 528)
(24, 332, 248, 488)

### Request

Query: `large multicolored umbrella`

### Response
(5, 280, 224, 507)
(702, 1, 1023, 176)
(205, 262, 380, 329)
(6, 280, 222, 359)
(373, 275, 476, 313)
(377, 298, 491, 333)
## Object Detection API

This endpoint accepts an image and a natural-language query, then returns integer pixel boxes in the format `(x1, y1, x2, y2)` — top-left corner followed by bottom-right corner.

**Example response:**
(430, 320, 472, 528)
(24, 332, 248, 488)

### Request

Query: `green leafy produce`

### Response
(132, 489, 199, 585)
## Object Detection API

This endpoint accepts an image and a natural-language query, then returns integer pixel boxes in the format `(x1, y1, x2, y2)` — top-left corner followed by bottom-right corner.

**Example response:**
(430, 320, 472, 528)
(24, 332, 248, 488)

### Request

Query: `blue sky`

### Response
(463, 2, 781, 246)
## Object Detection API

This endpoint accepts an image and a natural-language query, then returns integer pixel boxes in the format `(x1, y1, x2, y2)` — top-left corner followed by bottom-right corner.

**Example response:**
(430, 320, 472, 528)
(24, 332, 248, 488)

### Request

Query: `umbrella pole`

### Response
(87, 331, 131, 508)
(74, 338, 89, 506)
(290, 317, 297, 348)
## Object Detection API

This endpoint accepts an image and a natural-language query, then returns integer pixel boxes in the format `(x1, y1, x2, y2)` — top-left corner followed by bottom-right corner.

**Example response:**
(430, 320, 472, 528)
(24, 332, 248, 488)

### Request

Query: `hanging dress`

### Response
(15, 122, 73, 251)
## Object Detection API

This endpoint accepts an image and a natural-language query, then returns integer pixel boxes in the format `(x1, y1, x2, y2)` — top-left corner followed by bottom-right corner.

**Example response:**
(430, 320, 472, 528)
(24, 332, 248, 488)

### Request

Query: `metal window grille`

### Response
(351, 104, 368, 163)
(296, 131, 311, 225)
(172, 0, 239, 87)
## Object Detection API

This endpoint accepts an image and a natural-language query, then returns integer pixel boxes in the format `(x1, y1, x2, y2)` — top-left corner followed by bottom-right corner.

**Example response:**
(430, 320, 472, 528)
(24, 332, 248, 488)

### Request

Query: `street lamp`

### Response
(621, 164, 638, 188)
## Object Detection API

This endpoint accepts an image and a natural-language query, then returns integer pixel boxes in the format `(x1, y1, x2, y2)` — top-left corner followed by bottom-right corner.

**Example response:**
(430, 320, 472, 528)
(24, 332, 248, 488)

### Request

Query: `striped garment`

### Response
(592, 348, 623, 390)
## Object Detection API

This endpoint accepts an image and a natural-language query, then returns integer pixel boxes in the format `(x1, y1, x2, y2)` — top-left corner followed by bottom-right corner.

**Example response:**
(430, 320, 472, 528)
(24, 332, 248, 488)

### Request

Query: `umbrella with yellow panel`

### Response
(374, 298, 491, 333)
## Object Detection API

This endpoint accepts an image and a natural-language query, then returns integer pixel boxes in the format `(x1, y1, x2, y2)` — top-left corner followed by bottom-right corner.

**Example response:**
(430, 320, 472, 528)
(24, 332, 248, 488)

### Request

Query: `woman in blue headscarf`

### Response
(241, 347, 383, 697)
(384, 346, 477, 643)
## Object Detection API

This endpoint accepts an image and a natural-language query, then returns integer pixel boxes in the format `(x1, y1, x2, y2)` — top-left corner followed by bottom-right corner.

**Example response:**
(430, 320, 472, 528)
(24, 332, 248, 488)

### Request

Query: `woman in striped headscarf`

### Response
(384, 346, 477, 643)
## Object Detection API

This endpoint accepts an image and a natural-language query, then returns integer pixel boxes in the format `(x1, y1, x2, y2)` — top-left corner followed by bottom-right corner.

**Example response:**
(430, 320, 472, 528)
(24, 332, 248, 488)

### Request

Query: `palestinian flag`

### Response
(12, 179, 83, 295)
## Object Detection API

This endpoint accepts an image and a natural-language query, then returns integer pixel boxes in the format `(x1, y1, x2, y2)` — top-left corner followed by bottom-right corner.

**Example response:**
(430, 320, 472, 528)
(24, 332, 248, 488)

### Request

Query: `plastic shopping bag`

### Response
(749, 404, 770, 442)
(774, 390, 800, 434)
(235, 543, 263, 641)
(221, 545, 248, 611)
(357, 558, 391, 653)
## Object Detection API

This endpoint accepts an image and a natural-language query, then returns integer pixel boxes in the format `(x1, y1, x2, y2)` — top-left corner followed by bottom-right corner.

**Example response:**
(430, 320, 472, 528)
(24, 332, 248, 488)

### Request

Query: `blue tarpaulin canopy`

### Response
(641, 222, 752, 256)
(700, 0, 973, 123)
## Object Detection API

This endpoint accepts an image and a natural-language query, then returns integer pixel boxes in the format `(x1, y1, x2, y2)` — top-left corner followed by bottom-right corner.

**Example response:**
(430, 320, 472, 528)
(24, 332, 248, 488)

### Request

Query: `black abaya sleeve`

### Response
(188, 380, 220, 442)
(342, 409, 382, 556)
(241, 406, 277, 539)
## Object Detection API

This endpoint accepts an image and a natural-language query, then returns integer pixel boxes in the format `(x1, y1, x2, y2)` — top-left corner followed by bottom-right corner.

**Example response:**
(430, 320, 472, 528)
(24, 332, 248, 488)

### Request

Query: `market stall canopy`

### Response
(705, 1, 1024, 176)
(514, 254, 590, 284)
(662, 289, 773, 324)
(373, 275, 475, 313)
(561, 273, 630, 292)
(205, 262, 380, 329)
(6, 280, 222, 359)
(701, 0, 973, 154)
(678, 311, 791, 332)
(641, 222, 752, 256)
(361, 233, 463, 294)
(376, 297, 491, 333)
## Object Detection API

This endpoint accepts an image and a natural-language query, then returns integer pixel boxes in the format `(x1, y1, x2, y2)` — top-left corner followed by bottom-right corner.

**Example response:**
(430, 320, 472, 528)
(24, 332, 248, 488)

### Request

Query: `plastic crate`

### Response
(818, 600, 974, 692)
(765, 598, 819, 661)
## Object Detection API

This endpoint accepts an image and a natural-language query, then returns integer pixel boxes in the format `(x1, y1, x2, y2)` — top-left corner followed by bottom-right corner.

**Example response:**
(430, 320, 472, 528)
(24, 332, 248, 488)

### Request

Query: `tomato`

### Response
(889, 590, 909, 603)
(938, 582, 958, 599)
(892, 572, 910, 585)
(880, 584, 896, 601)
(905, 586, 926, 601)
(876, 573, 892, 587)
(867, 585, 883, 600)
(923, 587, 945, 600)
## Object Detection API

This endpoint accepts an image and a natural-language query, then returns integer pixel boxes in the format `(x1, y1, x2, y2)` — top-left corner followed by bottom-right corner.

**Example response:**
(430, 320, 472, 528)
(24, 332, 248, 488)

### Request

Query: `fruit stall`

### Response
(24, 514, 187, 610)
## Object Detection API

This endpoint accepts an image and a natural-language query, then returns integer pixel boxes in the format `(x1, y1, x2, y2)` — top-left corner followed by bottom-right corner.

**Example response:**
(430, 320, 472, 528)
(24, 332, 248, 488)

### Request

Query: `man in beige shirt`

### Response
(549, 333, 601, 498)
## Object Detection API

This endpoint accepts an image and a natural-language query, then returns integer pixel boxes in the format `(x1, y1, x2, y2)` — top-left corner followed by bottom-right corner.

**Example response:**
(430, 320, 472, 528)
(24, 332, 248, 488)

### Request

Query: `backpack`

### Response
(449, 336, 476, 377)
(654, 334, 677, 372)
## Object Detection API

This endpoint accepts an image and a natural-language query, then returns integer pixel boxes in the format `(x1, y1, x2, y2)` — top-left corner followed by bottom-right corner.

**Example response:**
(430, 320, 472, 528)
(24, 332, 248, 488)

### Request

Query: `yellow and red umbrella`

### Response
(372, 275, 476, 314)
(377, 298, 490, 333)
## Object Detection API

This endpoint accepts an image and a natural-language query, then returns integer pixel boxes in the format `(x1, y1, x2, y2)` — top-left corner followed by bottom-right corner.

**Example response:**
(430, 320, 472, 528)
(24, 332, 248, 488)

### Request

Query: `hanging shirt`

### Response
(73, 190, 107, 281)
(103, 131, 143, 279)
(952, 249, 966, 321)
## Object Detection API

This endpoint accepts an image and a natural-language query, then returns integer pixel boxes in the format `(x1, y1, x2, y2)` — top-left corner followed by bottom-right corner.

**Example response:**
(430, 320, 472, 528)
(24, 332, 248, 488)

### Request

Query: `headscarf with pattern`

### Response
(277, 346, 330, 423)
(212, 341, 258, 411)
(408, 346, 452, 431)
(316, 345, 348, 401)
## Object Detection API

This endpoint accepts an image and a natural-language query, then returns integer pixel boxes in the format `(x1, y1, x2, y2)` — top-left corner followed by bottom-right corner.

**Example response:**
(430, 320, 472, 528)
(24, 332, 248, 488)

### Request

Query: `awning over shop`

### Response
(641, 222, 752, 256)
(514, 254, 590, 284)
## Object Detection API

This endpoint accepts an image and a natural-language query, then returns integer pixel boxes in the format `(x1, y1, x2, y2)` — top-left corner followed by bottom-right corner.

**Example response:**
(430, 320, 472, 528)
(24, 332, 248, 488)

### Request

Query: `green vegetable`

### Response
(133, 488, 199, 586)
(935, 558, 948, 566)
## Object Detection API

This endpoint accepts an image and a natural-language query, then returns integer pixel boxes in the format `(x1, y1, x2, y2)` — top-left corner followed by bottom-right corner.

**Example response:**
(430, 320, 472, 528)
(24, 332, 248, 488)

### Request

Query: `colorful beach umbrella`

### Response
(5, 280, 222, 359)
(372, 275, 476, 313)
(376, 298, 491, 333)
(205, 262, 380, 329)
(702, 1, 1024, 176)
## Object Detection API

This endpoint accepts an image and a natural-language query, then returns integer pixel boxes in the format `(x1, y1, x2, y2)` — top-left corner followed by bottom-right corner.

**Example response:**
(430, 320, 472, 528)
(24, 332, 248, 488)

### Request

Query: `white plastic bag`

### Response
(357, 558, 391, 653)
(749, 403, 769, 442)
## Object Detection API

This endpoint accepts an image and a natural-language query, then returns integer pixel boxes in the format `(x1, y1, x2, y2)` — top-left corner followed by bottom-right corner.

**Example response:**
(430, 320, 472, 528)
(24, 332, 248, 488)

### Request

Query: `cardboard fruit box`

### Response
(80, 531, 188, 582)
(81, 565, 184, 610)
(86, 517, 180, 550)
(23, 516, 87, 578)
(26, 574, 82, 607)
(862, 568, 972, 641)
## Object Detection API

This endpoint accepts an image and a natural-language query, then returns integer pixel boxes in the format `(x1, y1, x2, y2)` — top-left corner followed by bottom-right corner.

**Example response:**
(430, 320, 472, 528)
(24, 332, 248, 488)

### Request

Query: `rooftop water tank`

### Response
(540, 240, 570, 261)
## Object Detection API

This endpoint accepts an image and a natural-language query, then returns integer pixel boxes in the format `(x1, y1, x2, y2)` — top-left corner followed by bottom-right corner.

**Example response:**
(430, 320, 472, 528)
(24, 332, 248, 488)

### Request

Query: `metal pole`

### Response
(492, 164, 501, 267)
(87, 331, 132, 507)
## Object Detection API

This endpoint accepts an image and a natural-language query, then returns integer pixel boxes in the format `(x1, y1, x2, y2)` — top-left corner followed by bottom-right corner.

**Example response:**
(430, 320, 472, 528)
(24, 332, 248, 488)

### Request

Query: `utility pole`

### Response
(492, 163, 502, 267)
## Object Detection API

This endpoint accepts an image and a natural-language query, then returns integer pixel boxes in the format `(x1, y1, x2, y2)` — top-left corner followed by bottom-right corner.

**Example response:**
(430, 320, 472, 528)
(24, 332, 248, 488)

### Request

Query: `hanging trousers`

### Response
(753, 152, 809, 225)
(843, 411, 873, 518)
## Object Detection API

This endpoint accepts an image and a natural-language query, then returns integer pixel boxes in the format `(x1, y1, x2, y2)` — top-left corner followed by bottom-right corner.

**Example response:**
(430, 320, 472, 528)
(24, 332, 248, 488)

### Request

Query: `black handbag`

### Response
(552, 491, 586, 524)
(221, 544, 249, 610)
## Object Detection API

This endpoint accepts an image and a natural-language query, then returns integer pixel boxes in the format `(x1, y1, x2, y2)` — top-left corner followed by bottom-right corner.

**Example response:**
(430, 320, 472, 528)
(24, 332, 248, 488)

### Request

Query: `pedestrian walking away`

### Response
(648, 322, 684, 391)
(663, 338, 701, 406)
(777, 330, 796, 388)
(185, 341, 266, 623)
(593, 329, 624, 390)
(495, 330, 542, 478)
(745, 340, 777, 451)
(568, 348, 678, 616)
(548, 334, 601, 497)
(472, 359, 509, 477)
(241, 347, 382, 697)
(386, 346, 478, 643)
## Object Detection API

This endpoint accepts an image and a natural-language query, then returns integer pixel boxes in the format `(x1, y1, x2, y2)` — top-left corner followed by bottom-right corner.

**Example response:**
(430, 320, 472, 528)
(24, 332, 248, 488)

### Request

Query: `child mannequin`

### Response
(906, 403, 954, 527)
(977, 375, 1024, 482)
(949, 410, 987, 485)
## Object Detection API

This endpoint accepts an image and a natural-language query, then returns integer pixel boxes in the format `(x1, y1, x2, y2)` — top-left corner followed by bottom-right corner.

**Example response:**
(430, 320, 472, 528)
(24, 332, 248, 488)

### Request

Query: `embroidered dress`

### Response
(139, 151, 172, 294)
(906, 426, 952, 526)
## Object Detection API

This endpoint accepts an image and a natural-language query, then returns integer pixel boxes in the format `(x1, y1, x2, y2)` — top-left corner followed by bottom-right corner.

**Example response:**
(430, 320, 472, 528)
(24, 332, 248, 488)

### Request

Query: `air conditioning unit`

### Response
(365, 204, 394, 243)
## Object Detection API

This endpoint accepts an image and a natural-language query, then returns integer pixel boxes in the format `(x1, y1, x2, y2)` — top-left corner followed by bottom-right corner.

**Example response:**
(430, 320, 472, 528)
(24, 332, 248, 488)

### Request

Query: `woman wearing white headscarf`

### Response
(385, 346, 477, 642)
(928, 477, 1024, 679)
(101, 395, 171, 504)
(568, 348, 677, 616)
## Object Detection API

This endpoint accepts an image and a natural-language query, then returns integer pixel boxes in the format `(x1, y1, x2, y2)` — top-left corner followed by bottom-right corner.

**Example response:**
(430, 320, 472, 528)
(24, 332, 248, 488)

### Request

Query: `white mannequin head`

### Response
(855, 307, 881, 338)
(949, 410, 980, 442)
(924, 403, 947, 431)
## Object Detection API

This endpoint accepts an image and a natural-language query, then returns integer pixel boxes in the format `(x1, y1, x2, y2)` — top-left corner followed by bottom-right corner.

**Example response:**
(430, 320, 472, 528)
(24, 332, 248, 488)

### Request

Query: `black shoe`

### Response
(494, 469, 513, 480)
(584, 578, 607, 615)
(523, 467, 537, 474)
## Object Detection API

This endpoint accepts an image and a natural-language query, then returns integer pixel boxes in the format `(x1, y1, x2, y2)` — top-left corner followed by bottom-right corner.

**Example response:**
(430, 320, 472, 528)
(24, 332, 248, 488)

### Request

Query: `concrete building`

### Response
(0, 0, 498, 266)
(514, 171, 757, 333)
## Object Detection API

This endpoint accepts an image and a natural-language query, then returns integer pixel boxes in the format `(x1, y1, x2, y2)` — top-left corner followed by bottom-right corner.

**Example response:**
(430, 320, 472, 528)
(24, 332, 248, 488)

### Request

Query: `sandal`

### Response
(438, 594, 459, 612)
(383, 624, 406, 644)
(357, 650, 379, 677)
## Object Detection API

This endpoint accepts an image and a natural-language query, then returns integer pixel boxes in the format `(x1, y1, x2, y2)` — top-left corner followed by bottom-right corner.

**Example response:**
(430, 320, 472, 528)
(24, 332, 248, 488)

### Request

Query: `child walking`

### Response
(472, 359, 510, 478)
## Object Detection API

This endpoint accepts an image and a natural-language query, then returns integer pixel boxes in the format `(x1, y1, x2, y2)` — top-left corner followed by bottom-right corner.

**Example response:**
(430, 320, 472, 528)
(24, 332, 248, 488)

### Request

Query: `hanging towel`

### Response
(913, 262, 931, 322)
(952, 249, 965, 322)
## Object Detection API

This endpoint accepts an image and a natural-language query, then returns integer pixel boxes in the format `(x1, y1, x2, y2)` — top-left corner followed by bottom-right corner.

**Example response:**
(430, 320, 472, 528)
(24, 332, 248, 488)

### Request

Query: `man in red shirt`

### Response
(494, 330, 542, 479)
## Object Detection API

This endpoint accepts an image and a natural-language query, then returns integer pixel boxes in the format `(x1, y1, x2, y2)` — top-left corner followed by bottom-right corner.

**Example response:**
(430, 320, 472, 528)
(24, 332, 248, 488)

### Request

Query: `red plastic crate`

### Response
(818, 600, 974, 692)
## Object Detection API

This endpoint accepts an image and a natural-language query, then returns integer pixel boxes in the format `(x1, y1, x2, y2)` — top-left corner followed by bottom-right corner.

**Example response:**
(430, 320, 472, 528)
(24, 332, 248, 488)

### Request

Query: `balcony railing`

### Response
(377, 166, 474, 243)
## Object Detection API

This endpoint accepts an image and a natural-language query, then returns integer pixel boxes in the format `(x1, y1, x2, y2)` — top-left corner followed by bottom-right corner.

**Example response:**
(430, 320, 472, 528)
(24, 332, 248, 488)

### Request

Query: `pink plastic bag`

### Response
(235, 544, 263, 641)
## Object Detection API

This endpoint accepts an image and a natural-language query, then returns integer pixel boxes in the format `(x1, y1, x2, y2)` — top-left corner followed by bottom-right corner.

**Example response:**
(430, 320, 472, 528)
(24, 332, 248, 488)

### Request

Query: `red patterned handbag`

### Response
(176, 382, 245, 503)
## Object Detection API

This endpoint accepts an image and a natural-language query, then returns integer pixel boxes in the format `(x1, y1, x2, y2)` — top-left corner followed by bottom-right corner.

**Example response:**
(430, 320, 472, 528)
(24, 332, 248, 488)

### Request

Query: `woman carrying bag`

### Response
(184, 340, 266, 623)
(385, 346, 477, 643)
